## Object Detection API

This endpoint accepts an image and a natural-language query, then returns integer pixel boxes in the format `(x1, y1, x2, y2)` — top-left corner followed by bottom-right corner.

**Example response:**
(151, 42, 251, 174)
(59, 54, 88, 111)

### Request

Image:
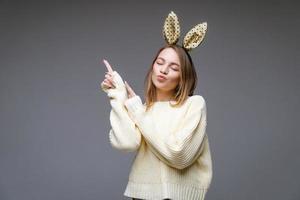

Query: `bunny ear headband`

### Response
(162, 11, 207, 51)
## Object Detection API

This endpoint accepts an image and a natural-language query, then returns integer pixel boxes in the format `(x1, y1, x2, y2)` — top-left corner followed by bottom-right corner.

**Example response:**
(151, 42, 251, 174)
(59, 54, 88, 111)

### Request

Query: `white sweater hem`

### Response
(124, 181, 208, 200)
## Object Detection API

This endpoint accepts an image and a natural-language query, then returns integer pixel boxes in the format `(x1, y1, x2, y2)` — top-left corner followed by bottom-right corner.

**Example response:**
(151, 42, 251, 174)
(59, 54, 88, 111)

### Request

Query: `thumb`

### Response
(125, 81, 133, 95)
(124, 81, 129, 92)
(125, 81, 132, 89)
(125, 81, 136, 95)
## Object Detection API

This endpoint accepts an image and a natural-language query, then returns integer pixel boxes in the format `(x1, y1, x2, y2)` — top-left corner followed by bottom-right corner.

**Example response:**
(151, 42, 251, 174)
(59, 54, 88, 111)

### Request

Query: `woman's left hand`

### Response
(124, 81, 137, 99)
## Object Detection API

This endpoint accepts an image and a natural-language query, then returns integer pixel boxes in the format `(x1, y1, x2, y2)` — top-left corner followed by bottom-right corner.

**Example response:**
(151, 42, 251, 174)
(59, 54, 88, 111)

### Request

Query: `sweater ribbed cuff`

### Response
(124, 95, 144, 121)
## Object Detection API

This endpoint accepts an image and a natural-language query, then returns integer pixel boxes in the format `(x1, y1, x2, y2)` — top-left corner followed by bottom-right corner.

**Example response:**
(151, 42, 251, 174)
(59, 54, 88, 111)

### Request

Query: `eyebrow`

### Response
(157, 57, 180, 67)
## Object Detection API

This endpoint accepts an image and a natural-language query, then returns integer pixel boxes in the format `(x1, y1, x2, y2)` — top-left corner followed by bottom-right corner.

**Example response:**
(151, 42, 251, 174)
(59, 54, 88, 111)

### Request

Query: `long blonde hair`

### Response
(143, 44, 198, 111)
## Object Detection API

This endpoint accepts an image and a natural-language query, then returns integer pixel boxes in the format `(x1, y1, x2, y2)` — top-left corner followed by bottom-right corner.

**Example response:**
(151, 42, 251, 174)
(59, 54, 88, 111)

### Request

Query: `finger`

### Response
(125, 81, 135, 95)
(105, 74, 115, 84)
(105, 71, 112, 76)
(101, 81, 110, 89)
(124, 83, 132, 98)
(124, 82, 129, 92)
(103, 59, 114, 73)
(125, 81, 132, 92)
(103, 79, 112, 87)
(106, 78, 116, 88)
(125, 81, 130, 90)
(105, 74, 114, 82)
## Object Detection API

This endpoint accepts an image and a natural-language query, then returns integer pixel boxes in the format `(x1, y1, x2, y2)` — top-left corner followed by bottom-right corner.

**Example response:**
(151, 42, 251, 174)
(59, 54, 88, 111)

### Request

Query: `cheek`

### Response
(169, 73, 180, 85)
(152, 64, 159, 72)
(153, 65, 163, 78)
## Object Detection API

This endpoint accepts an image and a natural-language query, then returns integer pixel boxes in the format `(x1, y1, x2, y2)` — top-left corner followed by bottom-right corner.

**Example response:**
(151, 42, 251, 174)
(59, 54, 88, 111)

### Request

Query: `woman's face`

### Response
(151, 47, 181, 93)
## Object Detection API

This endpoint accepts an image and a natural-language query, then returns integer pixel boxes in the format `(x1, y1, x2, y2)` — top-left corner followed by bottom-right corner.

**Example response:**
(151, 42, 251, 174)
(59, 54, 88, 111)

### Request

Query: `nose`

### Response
(160, 64, 168, 75)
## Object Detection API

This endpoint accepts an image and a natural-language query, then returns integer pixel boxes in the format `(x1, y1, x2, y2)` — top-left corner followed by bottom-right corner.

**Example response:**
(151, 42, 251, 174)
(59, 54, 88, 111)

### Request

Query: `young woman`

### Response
(101, 11, 212, 200)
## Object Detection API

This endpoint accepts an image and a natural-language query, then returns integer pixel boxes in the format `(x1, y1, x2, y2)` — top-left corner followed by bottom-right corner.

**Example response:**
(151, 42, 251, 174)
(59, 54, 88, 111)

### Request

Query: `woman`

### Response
(101, 11, 213, 200)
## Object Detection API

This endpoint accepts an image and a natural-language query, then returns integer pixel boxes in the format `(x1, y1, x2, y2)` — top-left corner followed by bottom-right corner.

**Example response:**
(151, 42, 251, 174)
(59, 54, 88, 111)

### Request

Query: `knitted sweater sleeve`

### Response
(101, 71, 142, 152)
(124, 95, 207, 170)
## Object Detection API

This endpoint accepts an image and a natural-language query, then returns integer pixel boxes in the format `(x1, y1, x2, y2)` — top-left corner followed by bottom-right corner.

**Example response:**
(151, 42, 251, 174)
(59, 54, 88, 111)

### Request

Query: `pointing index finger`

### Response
(103, 59, 114, 73)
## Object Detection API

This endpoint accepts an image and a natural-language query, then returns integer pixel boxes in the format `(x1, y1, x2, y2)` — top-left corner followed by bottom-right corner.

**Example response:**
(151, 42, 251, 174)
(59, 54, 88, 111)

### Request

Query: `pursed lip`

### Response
(157, 75, 167, 80)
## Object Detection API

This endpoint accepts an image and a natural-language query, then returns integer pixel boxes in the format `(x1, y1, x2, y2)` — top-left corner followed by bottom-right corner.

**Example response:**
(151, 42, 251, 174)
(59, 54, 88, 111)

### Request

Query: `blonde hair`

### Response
(143, 44, 198, 112)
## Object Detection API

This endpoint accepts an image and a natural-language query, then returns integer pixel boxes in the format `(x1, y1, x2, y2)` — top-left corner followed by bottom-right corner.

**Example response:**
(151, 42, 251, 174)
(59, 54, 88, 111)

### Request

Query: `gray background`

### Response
(0, 0, 299, 199)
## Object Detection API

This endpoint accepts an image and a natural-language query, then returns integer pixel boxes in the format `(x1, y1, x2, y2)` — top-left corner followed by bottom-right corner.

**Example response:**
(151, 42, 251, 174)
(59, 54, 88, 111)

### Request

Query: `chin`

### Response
(153, 79, 165, 87)
(154, 83, 171, 92)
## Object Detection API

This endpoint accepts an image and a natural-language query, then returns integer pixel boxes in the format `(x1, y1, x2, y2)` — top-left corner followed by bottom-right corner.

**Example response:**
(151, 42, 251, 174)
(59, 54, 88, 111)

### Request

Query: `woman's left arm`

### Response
(124, 95, 207, 170)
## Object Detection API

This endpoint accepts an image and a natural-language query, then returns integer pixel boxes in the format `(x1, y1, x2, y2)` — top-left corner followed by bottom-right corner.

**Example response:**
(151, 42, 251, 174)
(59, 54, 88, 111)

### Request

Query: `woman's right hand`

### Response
(100, 59, 128, 103)
(101, 59, 116, 90)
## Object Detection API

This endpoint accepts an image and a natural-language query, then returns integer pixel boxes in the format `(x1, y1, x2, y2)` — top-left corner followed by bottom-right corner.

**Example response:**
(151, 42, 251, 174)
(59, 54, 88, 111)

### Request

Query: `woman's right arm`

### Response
(101, 70, 142, 152)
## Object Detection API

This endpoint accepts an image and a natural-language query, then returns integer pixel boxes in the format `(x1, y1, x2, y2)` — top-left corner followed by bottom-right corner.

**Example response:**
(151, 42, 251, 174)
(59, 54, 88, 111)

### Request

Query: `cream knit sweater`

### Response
(101, 71, 213, 200)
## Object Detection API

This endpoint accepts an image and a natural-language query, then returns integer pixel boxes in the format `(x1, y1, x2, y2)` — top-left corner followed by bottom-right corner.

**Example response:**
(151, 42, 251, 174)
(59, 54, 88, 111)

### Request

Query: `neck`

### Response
(156, 89, 175, 102)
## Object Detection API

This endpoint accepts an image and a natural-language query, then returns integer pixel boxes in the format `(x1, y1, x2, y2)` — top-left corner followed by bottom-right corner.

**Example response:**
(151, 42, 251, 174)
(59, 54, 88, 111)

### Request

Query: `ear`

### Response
(162, 11, 181, 45)
(182, 22, 207, 51)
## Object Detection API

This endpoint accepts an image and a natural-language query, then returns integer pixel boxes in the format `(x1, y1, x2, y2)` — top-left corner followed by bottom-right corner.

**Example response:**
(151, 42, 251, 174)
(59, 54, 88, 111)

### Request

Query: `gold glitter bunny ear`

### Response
(162, 11, 181, 45)
(182, 22, 207, 51)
